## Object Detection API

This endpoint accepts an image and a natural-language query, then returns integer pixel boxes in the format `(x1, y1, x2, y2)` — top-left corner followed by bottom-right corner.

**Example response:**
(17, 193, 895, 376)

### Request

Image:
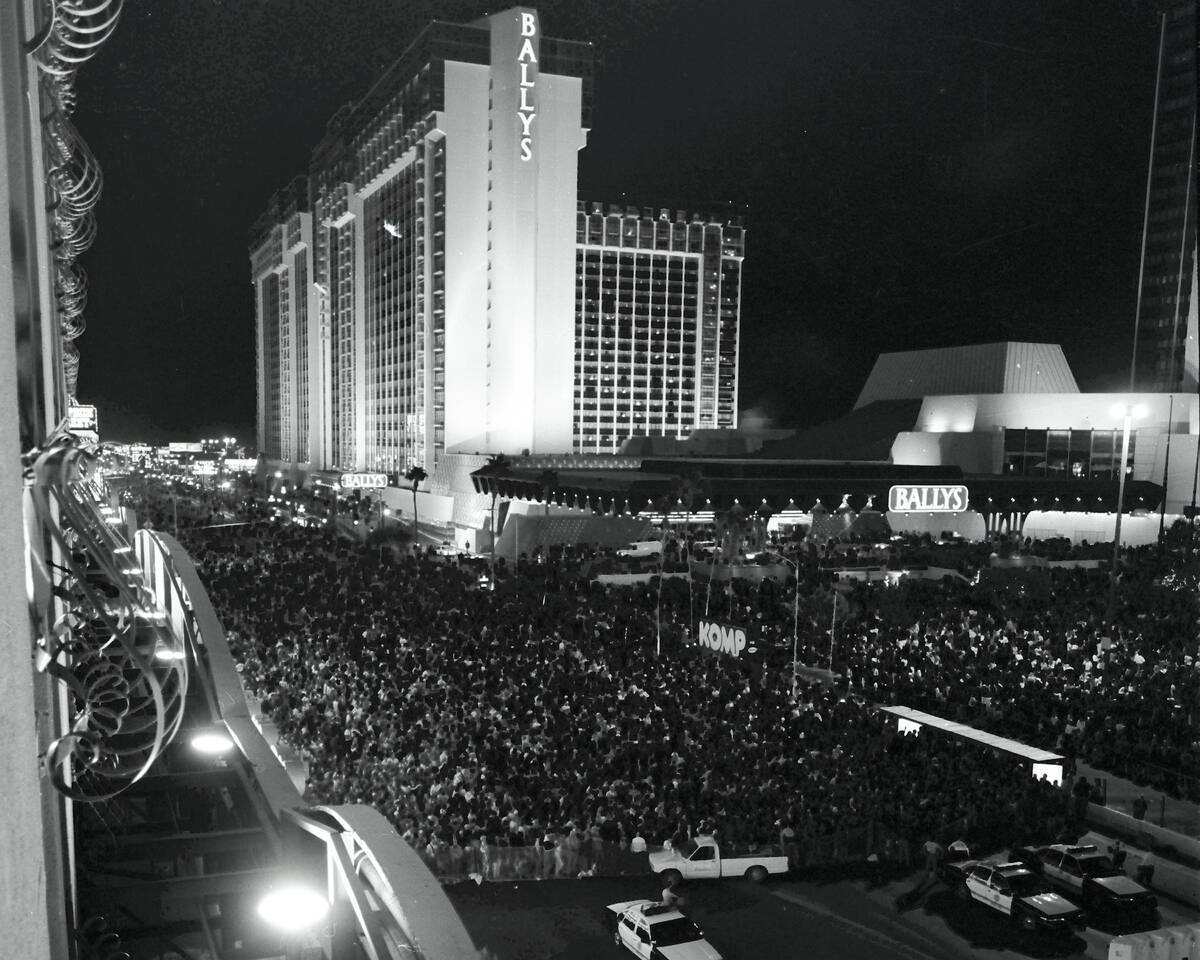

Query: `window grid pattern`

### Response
(1132, 2, 1197, 391)
(333, 220, 356, 469)
(428, 139, 447, 465)
(573, 204, 744, 453)
(1003, 428, 1136, 480)
(278, 269, 292, 461)
(294, 251, 310, 463)
(364, 158, 427, 477)
(260, 274, 282, 459)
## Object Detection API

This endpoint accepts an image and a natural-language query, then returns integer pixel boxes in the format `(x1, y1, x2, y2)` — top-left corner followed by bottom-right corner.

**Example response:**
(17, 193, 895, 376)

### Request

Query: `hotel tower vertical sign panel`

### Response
(517, 10, 538, 161)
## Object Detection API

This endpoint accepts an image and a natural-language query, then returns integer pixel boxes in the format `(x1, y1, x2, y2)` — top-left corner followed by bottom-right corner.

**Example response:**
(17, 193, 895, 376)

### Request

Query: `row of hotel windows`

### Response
(576, 219, 736, 252)
(1003, 428, 1137, 480)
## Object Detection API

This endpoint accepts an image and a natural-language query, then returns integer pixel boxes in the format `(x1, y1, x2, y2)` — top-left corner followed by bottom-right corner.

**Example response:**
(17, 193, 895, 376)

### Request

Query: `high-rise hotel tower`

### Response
(251, 8, 744, 475)
(1130, 1, 1197, 392)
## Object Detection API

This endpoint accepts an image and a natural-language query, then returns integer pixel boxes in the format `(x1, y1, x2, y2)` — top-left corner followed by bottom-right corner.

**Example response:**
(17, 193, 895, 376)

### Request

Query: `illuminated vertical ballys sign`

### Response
(517, 10, 537, 160)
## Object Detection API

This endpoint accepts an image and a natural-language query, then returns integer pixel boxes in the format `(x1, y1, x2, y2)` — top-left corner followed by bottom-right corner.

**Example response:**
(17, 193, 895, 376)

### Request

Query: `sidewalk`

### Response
(1077, 829, 1200, 911)
(1076, 760, 1200, 840)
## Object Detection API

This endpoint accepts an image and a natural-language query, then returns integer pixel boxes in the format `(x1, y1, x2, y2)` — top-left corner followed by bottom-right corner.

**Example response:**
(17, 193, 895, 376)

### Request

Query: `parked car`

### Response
(943, 859, 1086, 934)
(649, 834, 788, 885)
(1009, 844, 1157, 922)
(607, 899, 722, 960)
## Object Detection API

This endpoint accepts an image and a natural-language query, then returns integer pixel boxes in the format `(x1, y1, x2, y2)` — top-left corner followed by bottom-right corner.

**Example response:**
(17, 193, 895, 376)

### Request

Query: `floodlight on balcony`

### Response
(190, 731, 235, 755)
(257, 886, 330, 931)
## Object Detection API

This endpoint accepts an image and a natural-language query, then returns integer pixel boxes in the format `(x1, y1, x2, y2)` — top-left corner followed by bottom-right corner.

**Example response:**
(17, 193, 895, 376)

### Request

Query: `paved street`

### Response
(447, 867, 1200, 960)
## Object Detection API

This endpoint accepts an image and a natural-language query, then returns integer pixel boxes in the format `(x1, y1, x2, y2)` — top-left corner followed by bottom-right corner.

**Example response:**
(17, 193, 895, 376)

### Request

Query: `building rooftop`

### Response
(855, 342, 1079, 409)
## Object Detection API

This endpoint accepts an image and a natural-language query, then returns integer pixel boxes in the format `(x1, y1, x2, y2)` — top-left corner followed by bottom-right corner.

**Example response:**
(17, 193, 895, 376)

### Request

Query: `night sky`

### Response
(72, 0, 1164, 445)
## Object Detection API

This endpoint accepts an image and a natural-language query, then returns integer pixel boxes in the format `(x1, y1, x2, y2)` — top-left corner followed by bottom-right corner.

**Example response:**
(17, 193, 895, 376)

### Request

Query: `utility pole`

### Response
(1158, 395, 1173, 552)
(829, 584, 838, 672)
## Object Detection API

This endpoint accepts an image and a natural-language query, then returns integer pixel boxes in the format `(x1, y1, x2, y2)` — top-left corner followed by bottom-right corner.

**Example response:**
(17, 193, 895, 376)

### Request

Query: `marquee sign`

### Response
(339, 472, 388, 489)
(516, 10, 538, 161)
(887, 484, 969, 513)
(696, 619, 750, 658)
(67, 404, 98, 435)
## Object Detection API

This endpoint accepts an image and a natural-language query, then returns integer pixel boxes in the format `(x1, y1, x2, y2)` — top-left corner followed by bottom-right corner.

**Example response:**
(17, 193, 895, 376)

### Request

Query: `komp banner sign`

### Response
(696, 619, 748, 658)
(887, 484, 969, 513)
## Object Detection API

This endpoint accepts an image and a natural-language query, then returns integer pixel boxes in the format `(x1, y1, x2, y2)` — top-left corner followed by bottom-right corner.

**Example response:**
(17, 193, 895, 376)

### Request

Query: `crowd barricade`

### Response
(421, 837, 653, 882)
(422, 824, 913, 884)
(784, 821, 909, 870)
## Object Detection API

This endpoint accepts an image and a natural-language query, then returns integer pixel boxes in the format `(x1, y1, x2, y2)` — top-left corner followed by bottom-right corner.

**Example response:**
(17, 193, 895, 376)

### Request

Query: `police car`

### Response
(606, 900, 722, 960)
(944, 860, 1086, 933)
(1010, 844, 1158, 922)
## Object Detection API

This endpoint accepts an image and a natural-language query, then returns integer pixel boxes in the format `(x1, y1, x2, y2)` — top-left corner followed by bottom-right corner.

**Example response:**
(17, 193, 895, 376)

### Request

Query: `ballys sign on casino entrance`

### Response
(887, 484, 969, 513)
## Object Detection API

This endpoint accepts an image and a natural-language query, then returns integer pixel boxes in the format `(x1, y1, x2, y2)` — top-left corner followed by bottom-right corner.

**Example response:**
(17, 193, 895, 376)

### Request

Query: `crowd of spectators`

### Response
(122, 475, 1199, 887)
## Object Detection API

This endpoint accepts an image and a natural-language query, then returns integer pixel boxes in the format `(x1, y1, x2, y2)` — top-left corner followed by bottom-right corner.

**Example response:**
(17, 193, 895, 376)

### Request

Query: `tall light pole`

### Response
(1107, 402, 1146, 626)
(780, 555, 800, 699)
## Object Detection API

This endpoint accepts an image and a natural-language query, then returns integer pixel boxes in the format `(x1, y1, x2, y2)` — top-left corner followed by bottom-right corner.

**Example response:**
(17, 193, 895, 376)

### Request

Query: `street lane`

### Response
(447, 868, 1198, 960)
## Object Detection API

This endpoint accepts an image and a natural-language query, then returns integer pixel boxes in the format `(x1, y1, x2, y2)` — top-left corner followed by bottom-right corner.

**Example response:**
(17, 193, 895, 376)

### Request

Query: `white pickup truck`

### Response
(617, 540, 663, 559)
(649, 835, 789, 884)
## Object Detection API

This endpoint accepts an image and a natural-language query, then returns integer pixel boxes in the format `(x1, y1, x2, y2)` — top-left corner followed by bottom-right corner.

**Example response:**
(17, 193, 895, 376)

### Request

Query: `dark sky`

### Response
(72, 0, 1164, 444)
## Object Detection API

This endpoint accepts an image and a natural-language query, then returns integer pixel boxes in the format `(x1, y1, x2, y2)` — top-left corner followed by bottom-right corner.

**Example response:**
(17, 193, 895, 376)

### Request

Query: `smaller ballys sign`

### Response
(887, 484, 969, 513)
(339, 472, 388, 489)
(696, 619, 749, 658)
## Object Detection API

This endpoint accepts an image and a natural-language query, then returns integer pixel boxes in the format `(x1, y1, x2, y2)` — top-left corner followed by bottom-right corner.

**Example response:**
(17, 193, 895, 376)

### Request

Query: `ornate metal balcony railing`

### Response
(25, 429, 189, 802)
(24, 0, 124, 396)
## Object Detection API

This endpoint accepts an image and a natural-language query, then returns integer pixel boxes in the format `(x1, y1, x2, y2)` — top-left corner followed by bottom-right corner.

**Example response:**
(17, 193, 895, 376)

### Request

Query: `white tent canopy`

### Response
(879, 705, 1065, 764)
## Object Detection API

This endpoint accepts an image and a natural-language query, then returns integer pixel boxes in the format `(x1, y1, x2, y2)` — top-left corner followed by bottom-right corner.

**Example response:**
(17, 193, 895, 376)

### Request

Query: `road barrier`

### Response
(423, 822, 910, 883)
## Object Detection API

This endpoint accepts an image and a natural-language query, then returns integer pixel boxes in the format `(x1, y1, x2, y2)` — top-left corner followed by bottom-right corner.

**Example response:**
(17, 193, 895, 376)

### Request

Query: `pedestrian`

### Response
(1133, 849, 1155, 887)
(661, 875, 685, 909)
(1108, 839, 1126, 871)
(1132, 794, 1148, 821)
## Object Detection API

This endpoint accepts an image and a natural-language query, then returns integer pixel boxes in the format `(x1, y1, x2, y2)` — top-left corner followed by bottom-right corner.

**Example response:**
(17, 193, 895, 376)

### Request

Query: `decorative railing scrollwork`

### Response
(74, 915, 132, 960)
(25, 0, 124, 397)
(62, 340, 81, 398)
(25, 429, 189, 802)
(28, 0, 125, 77)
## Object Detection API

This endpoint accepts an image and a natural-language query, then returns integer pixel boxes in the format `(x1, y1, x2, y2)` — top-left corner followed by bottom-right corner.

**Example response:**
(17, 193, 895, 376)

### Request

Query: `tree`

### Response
(480, 453, 511, 586)
(536, 468, 559, 560)
(675, 467, 707, 641)
(403, 464, 428, 546)
(655, 488, 674, 657)
(536, 469, 558, 517)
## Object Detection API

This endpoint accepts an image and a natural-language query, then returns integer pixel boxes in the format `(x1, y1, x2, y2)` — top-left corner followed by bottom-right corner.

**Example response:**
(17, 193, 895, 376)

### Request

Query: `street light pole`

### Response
(1107, 405, 1134, 627)
(829, 585, 838, 673)
(781, 555, 800, 699)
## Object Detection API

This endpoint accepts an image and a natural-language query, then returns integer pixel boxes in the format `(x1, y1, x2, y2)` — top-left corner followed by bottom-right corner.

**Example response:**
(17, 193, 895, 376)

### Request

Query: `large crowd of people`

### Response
(122, 474, 1199, 882)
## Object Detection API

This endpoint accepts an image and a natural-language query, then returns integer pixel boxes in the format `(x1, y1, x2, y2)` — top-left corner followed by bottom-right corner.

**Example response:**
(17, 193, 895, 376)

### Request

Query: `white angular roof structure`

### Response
(855, 343, 1079, 409)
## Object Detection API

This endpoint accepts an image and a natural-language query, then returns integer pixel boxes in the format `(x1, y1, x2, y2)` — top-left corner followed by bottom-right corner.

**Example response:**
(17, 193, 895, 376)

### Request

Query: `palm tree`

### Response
(655, 487, 674, 657)
(536, 469, 558, 516)
(481, 453, 511, 586)
(404, 464, 428, 546)
(536, 468, 558, 560)
(675, 467, 706, 641)
(707, 502, 746, 617)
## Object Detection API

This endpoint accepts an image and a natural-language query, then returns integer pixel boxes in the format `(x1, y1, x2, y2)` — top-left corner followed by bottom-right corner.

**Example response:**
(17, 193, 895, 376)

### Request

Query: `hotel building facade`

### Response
(574, 202, 742, 453)
(1130, 0, 1197, 392)
(251, 7, 744, 478)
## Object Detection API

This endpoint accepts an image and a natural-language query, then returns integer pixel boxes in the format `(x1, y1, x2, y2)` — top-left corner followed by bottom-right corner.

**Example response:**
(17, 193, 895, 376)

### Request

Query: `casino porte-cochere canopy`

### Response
(470, 456, 1163, 529)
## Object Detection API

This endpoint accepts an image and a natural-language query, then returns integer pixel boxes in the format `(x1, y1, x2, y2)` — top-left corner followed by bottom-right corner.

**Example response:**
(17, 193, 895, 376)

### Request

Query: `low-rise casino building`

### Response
(469, 343, 1186, 552)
